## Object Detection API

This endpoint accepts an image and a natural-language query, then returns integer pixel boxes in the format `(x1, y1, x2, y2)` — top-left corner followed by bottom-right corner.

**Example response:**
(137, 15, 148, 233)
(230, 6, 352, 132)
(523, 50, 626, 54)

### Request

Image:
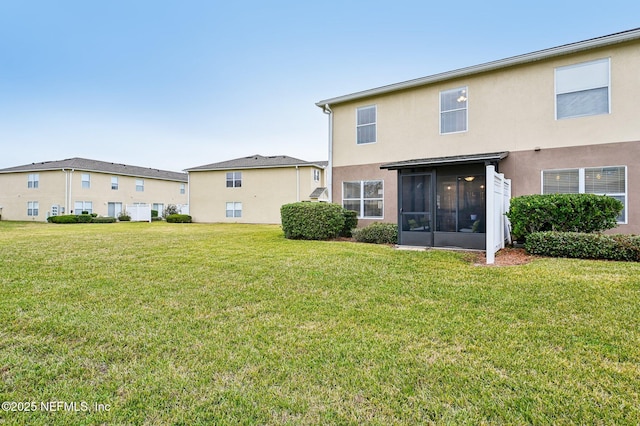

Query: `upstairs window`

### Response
(28, 173, 39, 189)
(555, 58, 610, 119)
(81, 173, 90, 189)
(111, 176, 119, 190)
(313, 169, 320, 182)
(356, 105, 376, 144)
(226, 172, 242, 188)
(440, 87, 468, 134)
(136, 179, 144, 192)
(180, 183, 186, 194)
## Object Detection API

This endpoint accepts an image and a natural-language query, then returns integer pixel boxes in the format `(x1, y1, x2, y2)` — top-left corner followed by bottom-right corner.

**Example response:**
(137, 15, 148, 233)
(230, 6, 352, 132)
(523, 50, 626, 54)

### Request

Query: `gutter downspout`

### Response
(68, 169, 74, 213)
(61, 169, 68, 214)
(295, 165, 300, 202)
(322, 104, 333, 202)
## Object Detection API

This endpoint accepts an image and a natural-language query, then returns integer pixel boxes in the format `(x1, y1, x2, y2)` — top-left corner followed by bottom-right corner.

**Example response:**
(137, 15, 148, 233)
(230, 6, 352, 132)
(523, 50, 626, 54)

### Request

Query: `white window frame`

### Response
(342, 180, 384, 219)
(136, 179, 144, 192)
(541, 165, 627, 224)
(28, 173, 39, 189)
(226, 172, 242, 188)
(180, 183, 186, 194)
(440, 86, 468, 134)
(111, 176, 119, 190)
(555, 58, 610, 120)
(226, 202, 242, 218)
(81, 173, 91, 189)
(74, 201, 93, 214)
(27, 201, 39, 216)
(356, 105, 377, 145)
(313, 169, 320, 182)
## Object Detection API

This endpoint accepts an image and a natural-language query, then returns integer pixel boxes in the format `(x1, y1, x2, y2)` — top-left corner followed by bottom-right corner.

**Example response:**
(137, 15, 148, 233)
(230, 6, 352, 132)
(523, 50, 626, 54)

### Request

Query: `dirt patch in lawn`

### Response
(470, 247, 538, 266)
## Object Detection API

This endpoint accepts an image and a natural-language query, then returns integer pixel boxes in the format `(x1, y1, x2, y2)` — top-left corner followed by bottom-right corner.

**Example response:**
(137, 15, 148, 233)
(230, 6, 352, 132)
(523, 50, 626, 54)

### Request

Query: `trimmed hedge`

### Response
(47, 215, 116, 224)
(525, 231, 640, 262)
(341, 210, 359, 237)
(352, 222, 398, 245)
(91, 216, 117, 223)
(507, 194, 623, 241)
(281, 202, 345, 240)
(166, 214, 192, 223)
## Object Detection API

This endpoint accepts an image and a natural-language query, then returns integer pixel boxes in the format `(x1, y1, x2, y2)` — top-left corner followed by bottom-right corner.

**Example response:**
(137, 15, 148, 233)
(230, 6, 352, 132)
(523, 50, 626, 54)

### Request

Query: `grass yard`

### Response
(0, 221, 639, 425)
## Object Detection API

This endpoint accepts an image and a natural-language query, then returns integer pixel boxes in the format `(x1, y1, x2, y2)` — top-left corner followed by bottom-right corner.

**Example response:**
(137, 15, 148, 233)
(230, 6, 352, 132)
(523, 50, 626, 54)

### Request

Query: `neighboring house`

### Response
(0, 158, 188, 221)
(186, 155, 327, 224)
(317, 28, 640, 250)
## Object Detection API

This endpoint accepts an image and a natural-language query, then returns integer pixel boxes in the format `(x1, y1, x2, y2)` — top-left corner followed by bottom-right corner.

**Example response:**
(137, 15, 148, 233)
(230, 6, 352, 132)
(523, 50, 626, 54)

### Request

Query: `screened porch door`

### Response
(399, 173, 433, 246)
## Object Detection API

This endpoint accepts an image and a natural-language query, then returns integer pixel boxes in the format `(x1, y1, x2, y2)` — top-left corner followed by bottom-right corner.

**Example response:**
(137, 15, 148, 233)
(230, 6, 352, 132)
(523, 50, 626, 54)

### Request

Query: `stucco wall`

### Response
(330, 41, 640, 168)
(188, 166, 324, 224)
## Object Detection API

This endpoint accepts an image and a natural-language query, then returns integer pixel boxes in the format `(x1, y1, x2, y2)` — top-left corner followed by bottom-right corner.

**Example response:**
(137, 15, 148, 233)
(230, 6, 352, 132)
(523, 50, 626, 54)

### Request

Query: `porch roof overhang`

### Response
(380, 151, 509, 170)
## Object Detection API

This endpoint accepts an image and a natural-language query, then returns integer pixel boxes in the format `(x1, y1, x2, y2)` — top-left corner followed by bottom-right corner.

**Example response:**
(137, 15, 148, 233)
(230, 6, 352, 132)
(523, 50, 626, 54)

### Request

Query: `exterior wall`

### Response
(501, 140, 640, 234)
(0, 169, 187, 221)
(332, 163, 397, 227)
(0, 171, 66, 221)
(331, 41, 640, 168)
(188, 166, 324, 224)
(328, 40, 640, 235)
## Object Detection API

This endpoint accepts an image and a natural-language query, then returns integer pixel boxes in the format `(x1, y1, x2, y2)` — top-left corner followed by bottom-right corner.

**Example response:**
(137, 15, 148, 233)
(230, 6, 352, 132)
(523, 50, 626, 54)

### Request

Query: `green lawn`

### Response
(0, 221, 639, 425)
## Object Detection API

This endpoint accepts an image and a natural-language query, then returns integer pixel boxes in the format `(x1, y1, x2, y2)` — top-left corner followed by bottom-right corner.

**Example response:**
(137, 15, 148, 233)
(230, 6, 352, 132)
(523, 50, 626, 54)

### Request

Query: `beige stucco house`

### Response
(0, 158, 188, 221)
(317, 28, 640, 249)
(186, 155, 327, 224)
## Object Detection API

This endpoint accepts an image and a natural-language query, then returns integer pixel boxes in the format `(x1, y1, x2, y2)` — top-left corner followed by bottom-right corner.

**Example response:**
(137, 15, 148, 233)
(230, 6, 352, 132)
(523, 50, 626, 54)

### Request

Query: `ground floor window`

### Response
(226, 202, 242, 218)
(27, 201, 39, 216)
(153, 203, 164, 217)
(74, 201, 93, 214)
(342, 180, 383, 219)
(542, 166, 626, 223)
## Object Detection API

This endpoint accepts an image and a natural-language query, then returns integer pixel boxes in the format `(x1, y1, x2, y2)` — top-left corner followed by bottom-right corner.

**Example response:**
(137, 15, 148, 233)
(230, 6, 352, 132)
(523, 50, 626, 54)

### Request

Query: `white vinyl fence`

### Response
(126, 204, 152, 222)
(485, 165, 512, 264)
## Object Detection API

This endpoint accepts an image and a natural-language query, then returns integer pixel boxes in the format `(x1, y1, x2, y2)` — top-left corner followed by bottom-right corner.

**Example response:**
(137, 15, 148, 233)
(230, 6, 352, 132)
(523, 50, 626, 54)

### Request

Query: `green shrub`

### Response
(507, 194, 623, 241)
(47, 215, 79, 224)
(281, 202, 345, 240)
(166, 214, 192, 223)
(164, 204, 179, 216)
(341, 210, 358, 237)
(77, 214, 93, 223)
(151, 216, 163, 222)
(151, 209, 159, 218)
(118, 212, 131, 222)
(91, 216, 117, 223)
(525, 231, 640, 262)
(352, 222, 398, 245)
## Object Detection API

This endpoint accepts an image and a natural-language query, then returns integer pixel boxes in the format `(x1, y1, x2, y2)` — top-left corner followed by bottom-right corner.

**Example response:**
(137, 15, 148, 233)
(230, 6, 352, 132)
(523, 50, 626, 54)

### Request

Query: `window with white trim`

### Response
(27, 201, 39, 216)
(226, 202, 242, 218)
(74, 201, 93, 214)
(81, 173, 90, 189)
(343, 180, 384, 219)
(226, 172, 242, 188)
(313, 169, 320, 182)
(555, 58, 610, 119)
(180, 183, 186, 194)
(440, 86, 468, 134)
(356, 105, 376, 144)
(542, 166, 626, 223)
(136, 179, 144, 192)
(28, 173, 39, 189)
(111, 176, 119, 190)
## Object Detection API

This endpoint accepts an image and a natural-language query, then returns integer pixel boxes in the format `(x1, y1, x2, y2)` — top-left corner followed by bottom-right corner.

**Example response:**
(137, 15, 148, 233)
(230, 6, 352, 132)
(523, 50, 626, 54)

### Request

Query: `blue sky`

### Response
(1, 1, 638, 171)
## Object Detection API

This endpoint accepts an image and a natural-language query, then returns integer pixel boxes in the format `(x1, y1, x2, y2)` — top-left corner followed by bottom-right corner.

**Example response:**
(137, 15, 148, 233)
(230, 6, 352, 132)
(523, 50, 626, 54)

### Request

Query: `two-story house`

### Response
(317, 28, 640, 250)
(186, 155, 327, 224)
(0, 158, 188, 221)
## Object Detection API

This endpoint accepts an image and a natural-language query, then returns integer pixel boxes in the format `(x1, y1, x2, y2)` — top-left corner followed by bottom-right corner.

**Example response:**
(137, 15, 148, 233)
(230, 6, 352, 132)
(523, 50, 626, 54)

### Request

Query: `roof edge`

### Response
(317, 28, 640, 107)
